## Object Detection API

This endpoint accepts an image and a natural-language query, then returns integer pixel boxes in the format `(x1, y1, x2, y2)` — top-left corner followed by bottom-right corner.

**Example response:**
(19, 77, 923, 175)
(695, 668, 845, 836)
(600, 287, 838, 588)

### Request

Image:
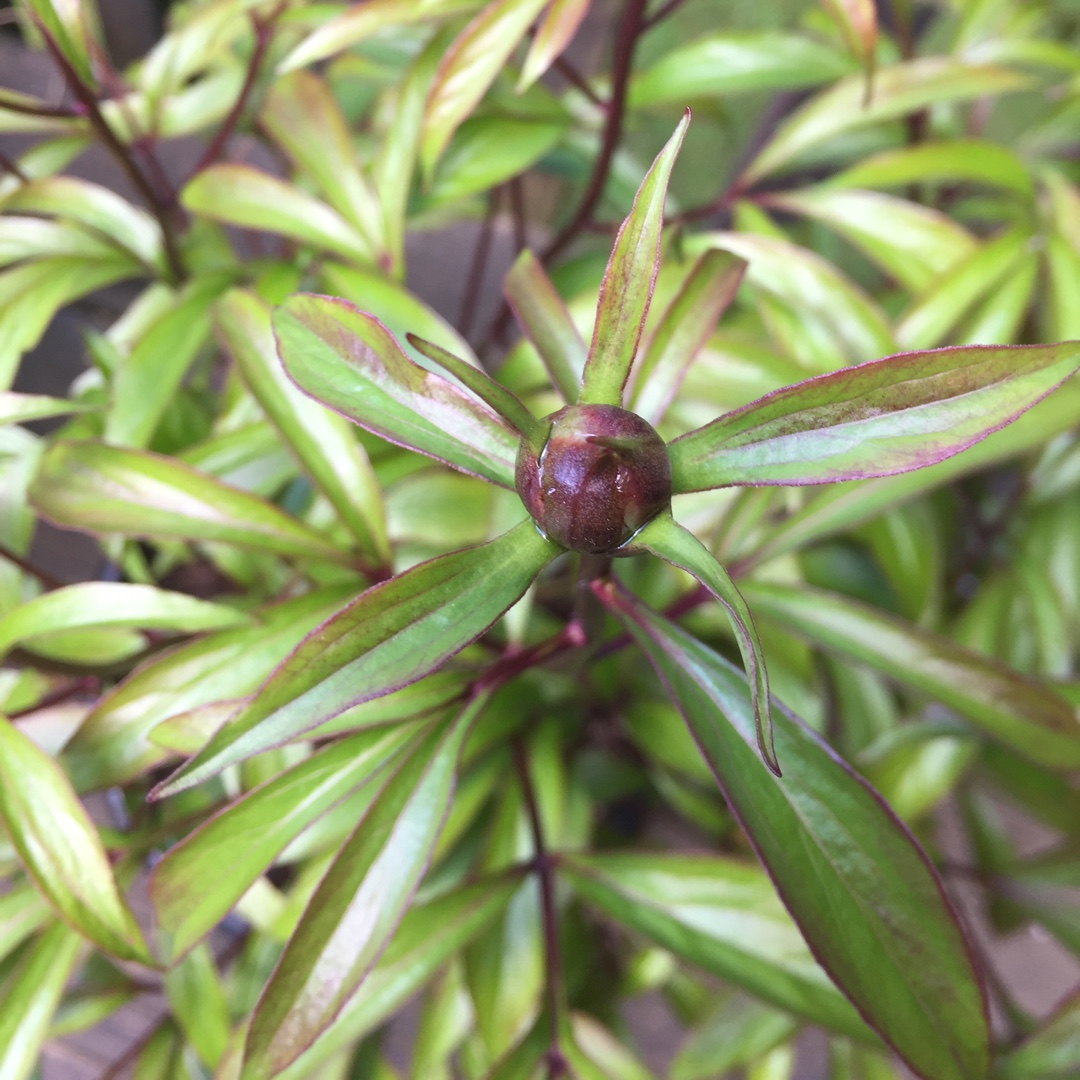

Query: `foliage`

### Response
(1, 1, 1079, 1078)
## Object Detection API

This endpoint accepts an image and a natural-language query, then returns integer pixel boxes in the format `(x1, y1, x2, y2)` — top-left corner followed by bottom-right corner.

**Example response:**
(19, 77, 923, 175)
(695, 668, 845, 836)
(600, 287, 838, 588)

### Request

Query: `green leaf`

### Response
(22, 0, 98, 88)
(742, 582, 1080, 770)
(822, 0, 877, 85)
(628, 32, 854, 107)
(241, 702, 480, 1079)
(0, 715, 152, 963)
(181, 165, 374, 265)
(0, 391, 95, 425)
(0, 920, 83, 1080)
(504, 249, 587, 403)
(580, 112, 689, 407)
(217, 289, 389, 564)
(629, 250, 746, 425)
(153, 518, 557, 797)
(744, 58, 1028, 183)
(598, 584, 989, 1080)
(420, 0, 550, 175)
(0, 881, 52, 966)
(668, 341, 1080, 491)
(150, 724, 418, 964)
(998, 989, 1080, 1079)
(633, 514, 777, 775)
(562, 851, 867, 1036)
(30, 440, 350, 565)
(0, 215, 126, 266)
(164, 943, 230, 1068)
(0, 583, 249, 659)
(518, 0, 592, 90)
(274, 293, 519, 487)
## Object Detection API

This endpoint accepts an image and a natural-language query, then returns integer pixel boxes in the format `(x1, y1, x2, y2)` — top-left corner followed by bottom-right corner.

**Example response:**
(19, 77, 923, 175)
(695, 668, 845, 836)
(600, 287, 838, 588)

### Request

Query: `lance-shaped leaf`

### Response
(633, 514, 777, 774)
(562, 852, 867, 1036)
(597, 584, 989, 1080)
(407, 333, 539, 439)
(741, 582, 1080, 770)
(153, 519, 557, 798)
(275, 294, 519, 487)
(997, 989, 1080, 1079)
(630, 250, 746, 425)
(0, 391, 94, 425)
(668, 341, 1080, 492)
(241, 701, 480, 1079)
(503, 249, 586, 403)
(0, 716, 153, 964)
(420, 0, 550, 175)
(822, 0, 877, 101)
(217, 290, 388, 564)
(30, 440, 349, 565)
(580, 112, 689, 407)
(518, 0, 592, 90)
(0, 583, 249, 659)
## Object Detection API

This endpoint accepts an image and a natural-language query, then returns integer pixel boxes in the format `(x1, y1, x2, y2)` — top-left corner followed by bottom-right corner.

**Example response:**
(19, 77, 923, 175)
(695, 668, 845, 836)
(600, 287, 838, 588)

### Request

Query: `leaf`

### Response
(152, 518, 557, 797)
(0, 583, 249, 659)
(23, 0, 98, 87)
(518, 0, 591, 89)
(598, 583, 989, 1080)
(741, 582, 1080, 770)
(580, 112, 689, 407)
(0, 215, 125, 266)
(181, 165, 374, 265)
(504, 249, 587, 403)
(274, 293, 519, 487)
(0, 881, 53, 966)
(150, 724, 418, 964)
(668, 341, 1080, 491)
(0, 716, 152, 964)
(744, 58, 1028, 183)
(562, 852, 866, 1036)
(0, 391, 95, 425)
(216, 289, 389, 564)
(30, 440, 350, 565)
(420, 0, 550, 175)
(628, 32, 854, 107)
(164, 944, 230, 1068)
(822, 0, 877, 99)
(998, 989, 1080, 1079)
(241, 701, 481, 1079)
(633, 514, 777, 774)
(0, 921, 83, 1080)
(629, 250, 746, 425)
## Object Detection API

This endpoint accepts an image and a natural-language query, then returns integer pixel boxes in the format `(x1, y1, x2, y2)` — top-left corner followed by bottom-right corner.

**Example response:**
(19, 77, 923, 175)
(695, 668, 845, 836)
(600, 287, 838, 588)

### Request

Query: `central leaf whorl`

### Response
(515, 405, 671, 555)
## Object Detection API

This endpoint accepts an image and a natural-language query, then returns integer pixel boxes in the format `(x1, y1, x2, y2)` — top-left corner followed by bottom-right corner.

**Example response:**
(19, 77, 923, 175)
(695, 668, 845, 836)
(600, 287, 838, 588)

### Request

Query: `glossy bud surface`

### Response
(515, 404, 671, 554)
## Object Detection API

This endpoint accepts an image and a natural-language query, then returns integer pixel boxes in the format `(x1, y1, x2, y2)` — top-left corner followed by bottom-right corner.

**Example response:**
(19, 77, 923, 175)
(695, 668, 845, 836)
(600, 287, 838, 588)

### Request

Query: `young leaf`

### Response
(518, 0, 592, 91)
(629, 250, 747, 425)
(275, 294, 519, 487)
(597, 584, 989, 1080)
(668, 341, 1080, 491)
(0, 391, 95, 425)
(216, 289, 389, 564)
(150, 724, 418, 964)
(152, 519, 558, 797)
(580, 112, 689, 407)
(742, 582, 1080, 770)
(632, 514, 777, 775)
(0, 716, 153, 964)
(241, 701, 481, 1079)
(503, 249, 587, 403)
(30, 440, 350, 565)
(561, 852, 867, 1037)
(822, 0, 877, 100)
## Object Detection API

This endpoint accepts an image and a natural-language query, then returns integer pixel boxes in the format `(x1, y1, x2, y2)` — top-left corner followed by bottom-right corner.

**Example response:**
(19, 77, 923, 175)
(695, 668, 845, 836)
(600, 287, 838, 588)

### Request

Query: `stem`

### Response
(0, 541, 66, 591)
(0, 149, 27, 182)
(458, 188, 498, 340)
(508, 176, 528, 254)
(643, 0, 689, 30)
(551, 54, 606, 109)
(7, 676, 99, 720)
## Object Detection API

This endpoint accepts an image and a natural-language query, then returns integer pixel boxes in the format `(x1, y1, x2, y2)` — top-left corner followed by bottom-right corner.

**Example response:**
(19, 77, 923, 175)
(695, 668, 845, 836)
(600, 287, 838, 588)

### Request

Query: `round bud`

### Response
(515, 404, 672, 555)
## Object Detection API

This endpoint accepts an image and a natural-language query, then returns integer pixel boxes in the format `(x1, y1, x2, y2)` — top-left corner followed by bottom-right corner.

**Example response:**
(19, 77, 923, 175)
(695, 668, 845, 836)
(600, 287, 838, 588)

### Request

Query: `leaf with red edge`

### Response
(668, 341, 1080, 491)
(518, 0, 593, 91)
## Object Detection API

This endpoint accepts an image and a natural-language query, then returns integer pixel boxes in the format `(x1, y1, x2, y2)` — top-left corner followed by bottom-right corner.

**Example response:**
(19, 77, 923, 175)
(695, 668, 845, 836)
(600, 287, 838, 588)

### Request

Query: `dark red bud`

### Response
(515, 404, 672, 555)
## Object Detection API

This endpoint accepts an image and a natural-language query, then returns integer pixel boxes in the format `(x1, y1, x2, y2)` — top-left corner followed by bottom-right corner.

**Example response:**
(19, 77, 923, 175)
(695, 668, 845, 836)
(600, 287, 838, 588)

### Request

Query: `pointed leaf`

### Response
(0, 716, 152, 963)
(150, 724, 417, 964)
(998, 989, 1080, 1079)
(0, 391, 94, 425)
(668, 341, 1080, 491)
(153, 519, 557, 797)
(164, 943, 230, 1068)
(630, 250, 746, 425)
(580, 112, 689, 406)
(275, 293, 519, 486)
(518, 0, 592, 90)
(562, 852, 867, 1036)
(633, 514, 777, 774)
(741, 582, 1080, 770)
(597, 584, 989, 1080)
(822, 0, 877, 95)
(30, 440, 349, 564)
(671, 995, 797, 1080)
(504, 249, 587, 403)
(241, 701, 481, 1079)
(217, 289, 388, 563)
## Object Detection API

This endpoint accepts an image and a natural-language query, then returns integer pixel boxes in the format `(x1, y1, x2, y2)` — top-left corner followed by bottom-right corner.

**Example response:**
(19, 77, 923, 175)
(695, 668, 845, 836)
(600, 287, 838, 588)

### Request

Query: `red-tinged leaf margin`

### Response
(518, 0, 593, 91)
(595, 580, 990, 1080)
(580, 111, 689, 407)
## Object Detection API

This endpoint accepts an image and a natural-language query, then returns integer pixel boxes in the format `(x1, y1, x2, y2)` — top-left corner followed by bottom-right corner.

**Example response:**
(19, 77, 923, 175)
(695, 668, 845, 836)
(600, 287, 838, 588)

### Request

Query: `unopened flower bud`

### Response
(515, 404, 671, 555)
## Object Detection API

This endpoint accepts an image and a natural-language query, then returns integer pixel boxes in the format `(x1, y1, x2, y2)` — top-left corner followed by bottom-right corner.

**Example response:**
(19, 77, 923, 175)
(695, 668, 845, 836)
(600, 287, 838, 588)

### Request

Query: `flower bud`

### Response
(516, 404, 671, 555)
